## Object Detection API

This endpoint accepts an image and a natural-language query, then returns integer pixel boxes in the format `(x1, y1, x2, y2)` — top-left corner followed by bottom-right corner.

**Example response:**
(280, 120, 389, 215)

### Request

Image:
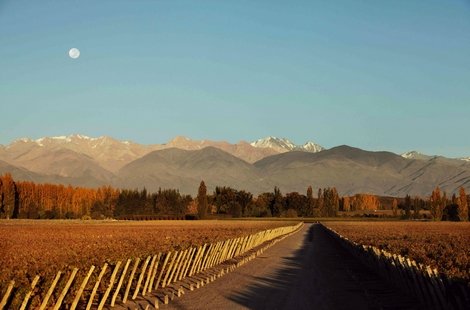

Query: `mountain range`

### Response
(1, 134, 469, 197)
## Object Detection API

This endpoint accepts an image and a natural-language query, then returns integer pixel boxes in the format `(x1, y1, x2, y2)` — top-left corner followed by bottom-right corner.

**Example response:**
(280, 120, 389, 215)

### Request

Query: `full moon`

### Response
(69, 48, 80, 59)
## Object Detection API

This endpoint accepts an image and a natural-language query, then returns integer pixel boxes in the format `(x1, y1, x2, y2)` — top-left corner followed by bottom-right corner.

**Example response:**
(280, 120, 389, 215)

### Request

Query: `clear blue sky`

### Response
(1, 0, 469, 157)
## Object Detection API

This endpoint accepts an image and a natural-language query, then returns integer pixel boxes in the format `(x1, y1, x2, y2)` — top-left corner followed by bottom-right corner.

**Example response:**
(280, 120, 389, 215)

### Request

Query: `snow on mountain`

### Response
(250, 136, 324, 153)
(400, 151, 442, 162)
(401, 151, 421, 159)
(299, 141, 325, 153)
(400, 151, 470, 166)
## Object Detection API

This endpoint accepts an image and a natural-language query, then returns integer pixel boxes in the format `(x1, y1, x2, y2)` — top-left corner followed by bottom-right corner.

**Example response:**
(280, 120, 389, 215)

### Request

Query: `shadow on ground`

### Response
(226, 224, 426, 310)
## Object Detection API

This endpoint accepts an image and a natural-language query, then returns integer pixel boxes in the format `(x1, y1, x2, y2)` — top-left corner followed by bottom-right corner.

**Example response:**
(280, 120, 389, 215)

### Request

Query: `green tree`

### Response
(271, 186, 284, 217)
(307, 186, 315, 216)
(404, 195, 411, 219)
(197, 181, 208, 219)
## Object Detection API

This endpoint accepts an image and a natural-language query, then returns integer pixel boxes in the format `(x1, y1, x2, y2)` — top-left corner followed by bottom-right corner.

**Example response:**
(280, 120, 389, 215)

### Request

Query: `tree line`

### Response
(0, 174, 468, 221)
(195, 181, 397, 218)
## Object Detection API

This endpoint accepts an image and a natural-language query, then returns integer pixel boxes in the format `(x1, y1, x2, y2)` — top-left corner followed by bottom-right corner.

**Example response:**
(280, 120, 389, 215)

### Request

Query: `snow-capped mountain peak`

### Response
(458, 156, 470, 162)
(302, 141, 325, 153)
(401, 151, 421, 159)
(251, 136, 324, 153)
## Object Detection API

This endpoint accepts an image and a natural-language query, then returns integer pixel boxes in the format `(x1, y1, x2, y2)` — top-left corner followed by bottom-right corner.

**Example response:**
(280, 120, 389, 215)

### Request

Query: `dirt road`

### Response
(114, 224, 425, 310)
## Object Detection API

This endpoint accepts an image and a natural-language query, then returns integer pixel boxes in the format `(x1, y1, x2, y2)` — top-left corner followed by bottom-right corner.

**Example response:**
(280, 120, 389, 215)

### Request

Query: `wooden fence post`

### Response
(425, 266, 446, 310)
(154, 252, 171, 291)
(111, 259, 131, 306)
(132, 256, 151, 300)
(19, 276, 40, 310)
(180, 247, 196, 280)
(216, 241, 229, 265)
(142, 255, 157, 296)
(196, 244, 209, 274)
(180, 248, 195, 280)
(199, 244, 214, 272)
(189, 245, 205, 276)
(206, 242, 221, 269)
(166, 251, 184, 286)
(53, 268, 78, 310)
(86, 263, 108, 310)
(97, 261, 121, 309)
(172, 249, 189, 283)
(39, 271, 61, 310)
(148, 253, 162, 292)
(123, 258, 140, 304)
(0, 281, 15, 310)
(161, 252, 178, 288)
(227, 239, 237, 260)
(222, 239, 233, 262)
(70, 265, 95, 310)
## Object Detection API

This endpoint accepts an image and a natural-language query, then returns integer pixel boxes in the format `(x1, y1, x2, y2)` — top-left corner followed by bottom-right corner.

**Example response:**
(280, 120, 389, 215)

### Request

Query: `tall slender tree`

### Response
(197, 181, 208, 219)
(430, 187, 443, 221)
(272, 186, 284, 217)
(343, 195, 351, 212)
(0, 173, 17, 219)
(307, 186, 315, 216)
(392, 198, 398, 218)
(404, 195, 411, 219)
(457, 187, 468, 222)
(413, 198, 421, 219)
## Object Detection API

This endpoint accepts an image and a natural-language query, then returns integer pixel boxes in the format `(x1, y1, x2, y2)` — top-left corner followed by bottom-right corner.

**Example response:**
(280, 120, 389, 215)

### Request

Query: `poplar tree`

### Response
(317, 188, 324, 216)
(457, 187, 468, 222)
(404, 195, 411, 219)
(413, 198, 421, 219)
(430, 187, 443, 221)
(343, 195, 351, 212)
(272, 186, 284, 217)
(392, 198, 398, 218)
(197, 181, 208, 219)
(307, 186, 314, 216)
(0, 173, 16, 219)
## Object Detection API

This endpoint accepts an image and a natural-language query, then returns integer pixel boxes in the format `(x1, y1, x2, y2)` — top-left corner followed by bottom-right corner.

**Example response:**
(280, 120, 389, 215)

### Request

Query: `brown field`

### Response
(324, 221, 470, 285)
(0, 219, 299, 302)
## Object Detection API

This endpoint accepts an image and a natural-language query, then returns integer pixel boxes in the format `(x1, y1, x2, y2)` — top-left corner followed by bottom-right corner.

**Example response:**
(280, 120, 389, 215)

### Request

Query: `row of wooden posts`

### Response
(0, 222, 303, 310)
(322, 224, 469, 310)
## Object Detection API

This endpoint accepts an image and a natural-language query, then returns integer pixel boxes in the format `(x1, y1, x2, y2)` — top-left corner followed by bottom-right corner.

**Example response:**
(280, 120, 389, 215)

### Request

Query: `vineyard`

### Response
(324, 222, 470, 286)
(0, 220, 300, 309)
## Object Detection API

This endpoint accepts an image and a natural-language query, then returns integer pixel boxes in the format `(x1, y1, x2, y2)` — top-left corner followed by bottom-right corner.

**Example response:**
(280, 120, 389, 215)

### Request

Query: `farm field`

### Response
(0, 219, 299, 308)
(324, 221, 470, 286)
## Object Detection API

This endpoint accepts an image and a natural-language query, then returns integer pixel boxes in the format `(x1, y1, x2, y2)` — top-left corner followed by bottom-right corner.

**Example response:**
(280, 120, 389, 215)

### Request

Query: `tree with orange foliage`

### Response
(343, 195, 351, 212)
(430, 187, 444, 221)
(0, 173, 17, 219)
(457, 187, 468, 222)
(392, 198, 398, 218)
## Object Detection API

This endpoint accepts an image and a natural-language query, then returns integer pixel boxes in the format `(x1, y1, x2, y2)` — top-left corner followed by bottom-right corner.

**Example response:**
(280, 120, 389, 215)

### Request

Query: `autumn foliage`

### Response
(0, 174, 120, 219)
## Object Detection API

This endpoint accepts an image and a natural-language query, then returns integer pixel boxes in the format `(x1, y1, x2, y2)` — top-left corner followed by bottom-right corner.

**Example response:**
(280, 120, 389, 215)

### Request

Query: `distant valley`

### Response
(1, 134, 469, 197)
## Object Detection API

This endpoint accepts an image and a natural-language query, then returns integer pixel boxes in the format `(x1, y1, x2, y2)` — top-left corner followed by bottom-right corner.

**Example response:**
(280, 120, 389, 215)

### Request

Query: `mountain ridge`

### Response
(1, 135, 470, 197)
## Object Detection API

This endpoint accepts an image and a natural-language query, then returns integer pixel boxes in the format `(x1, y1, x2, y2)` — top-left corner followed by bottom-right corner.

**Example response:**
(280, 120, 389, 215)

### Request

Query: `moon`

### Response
(69, 48, 80, 59)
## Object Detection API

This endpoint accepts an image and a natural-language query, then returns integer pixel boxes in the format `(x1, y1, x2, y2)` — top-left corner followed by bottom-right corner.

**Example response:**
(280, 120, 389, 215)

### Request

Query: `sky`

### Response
(1, 0, 469, 158)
